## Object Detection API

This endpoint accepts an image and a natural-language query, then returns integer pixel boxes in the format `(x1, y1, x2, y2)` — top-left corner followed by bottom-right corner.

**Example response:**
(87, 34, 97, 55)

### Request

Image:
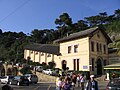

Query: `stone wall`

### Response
(35, 72, 56, 82)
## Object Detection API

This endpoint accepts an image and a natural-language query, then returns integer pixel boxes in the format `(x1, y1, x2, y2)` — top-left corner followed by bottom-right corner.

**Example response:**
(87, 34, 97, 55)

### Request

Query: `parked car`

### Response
(9, 76, 29, 86)
(24, 74, 38, 84)
(29, 65, 34, 70)
(0, 76, 3, 79)
(0, 76, 14, 84)
(16, 63, 22, 67)
(35, 66, 43, 72)
(42, 69, 53, 75)
(52, 68, 60, 76)
(106, 78, 120, 90)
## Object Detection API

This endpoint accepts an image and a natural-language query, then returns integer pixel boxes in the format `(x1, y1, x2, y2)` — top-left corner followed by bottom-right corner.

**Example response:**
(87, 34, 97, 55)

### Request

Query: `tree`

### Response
(31, 29, 44, 43)
(98, 12, 108, 24)
(85, 15, 100, 27)
(75, 20, 88, 31)
(48, 61, 56, 69)
(31, 29, 55, 44)
(106, 15, 115, 24)
(0, 29, 2, 34)
(115, 9, 120, 19)
(0, 31, 28, 63)
(55, 13, 73, 38)
(20, 66, 32, 75)
(55, 13, 72, 26)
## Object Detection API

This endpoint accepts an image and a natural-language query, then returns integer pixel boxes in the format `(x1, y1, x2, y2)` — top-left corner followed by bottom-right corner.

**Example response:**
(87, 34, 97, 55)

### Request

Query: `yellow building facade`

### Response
(24, 44, 60, 64)
(24, 27, 112, 75)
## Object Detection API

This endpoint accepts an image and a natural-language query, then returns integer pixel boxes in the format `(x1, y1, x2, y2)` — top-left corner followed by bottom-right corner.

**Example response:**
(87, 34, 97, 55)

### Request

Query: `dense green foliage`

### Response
(0, 9, 120, 63)
(0, 31, 29, 63)
(20, 66, 32, 75)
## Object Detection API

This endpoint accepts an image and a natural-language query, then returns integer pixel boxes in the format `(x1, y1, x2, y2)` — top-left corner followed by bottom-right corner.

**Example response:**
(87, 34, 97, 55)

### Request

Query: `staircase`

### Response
(35, 71, 56, 82)
(95, 75, 106, 81)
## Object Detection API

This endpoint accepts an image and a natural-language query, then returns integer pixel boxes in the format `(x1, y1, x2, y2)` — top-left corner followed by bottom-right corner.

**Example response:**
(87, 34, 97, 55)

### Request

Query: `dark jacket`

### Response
(85, 80, 99, 90)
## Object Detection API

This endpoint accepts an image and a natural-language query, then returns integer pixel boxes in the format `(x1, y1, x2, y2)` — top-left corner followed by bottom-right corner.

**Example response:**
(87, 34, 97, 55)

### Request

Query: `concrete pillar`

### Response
(106, 72, 110, 80)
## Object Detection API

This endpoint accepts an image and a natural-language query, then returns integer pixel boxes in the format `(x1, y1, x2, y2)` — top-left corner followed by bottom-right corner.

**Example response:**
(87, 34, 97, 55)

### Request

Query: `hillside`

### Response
(0, 9, 120, 62)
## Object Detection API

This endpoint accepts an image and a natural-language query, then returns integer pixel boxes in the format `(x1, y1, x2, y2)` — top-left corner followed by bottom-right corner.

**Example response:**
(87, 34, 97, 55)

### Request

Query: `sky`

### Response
(0, 0, 120, 34)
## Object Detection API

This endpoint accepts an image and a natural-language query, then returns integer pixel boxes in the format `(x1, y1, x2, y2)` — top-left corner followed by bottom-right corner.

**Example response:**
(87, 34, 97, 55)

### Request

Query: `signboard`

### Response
(83, 66, 88, 69)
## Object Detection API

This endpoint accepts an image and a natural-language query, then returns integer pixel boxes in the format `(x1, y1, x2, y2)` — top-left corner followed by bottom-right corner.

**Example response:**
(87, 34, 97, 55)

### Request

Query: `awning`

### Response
(104, 63, 120, 70)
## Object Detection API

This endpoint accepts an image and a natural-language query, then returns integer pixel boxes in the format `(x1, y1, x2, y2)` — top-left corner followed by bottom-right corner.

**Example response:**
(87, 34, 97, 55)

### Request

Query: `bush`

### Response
(42, 65, 49, 70)
(48, 61, 56, 69)
(42, 62, 46, 66)
(20, 66, 32, 75)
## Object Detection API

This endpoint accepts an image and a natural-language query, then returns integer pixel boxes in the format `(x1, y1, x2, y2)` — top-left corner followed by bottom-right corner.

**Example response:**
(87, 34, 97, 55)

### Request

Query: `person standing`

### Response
(62, 77, 72, 90)
(85, 75, 99, 90)
(111, 73, 116, 79)
(77, 74, 80, 87)
(56, 75, 61, 90)
(80, 74, 85, 90)
(71, 73, 77, 90)
(56, 77, 63, 90)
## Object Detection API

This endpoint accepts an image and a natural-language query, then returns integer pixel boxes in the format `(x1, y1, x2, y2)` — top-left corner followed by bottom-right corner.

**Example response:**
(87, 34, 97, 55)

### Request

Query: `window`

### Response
(77, 59, 79, 71)
(73, 59, 76, 71)
(74, 45, 78, 53)
(68, 46, 71, 53)
(73, 59, 79, 71)
(100, 43, 102, 52)
(91, 58, 94, 71)
(91, 41, 94, 52)
(35, 51, 38, 55)
(41, 52, 44, 56)
(47, 54, 51, 57)
(30, 50, 33, 54)
(103, 45, 106, 54)
(97, 43, 99, 52)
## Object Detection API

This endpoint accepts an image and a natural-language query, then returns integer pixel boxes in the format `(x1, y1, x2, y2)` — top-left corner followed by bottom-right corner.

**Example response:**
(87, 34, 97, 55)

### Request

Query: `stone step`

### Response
(35, 71, 56, 82)
(95, 75, 106, 81)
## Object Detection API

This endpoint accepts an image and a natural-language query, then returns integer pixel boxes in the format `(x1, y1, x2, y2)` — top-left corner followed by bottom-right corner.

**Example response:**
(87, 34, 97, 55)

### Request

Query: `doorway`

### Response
(96, 58, 102, 75)
(73, 59, 79, 71)
(62, 60, 67, 71)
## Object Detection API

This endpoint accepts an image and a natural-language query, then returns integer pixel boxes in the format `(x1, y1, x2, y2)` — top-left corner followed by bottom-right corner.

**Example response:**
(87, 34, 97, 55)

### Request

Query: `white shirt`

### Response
(80, 76, 85, 82)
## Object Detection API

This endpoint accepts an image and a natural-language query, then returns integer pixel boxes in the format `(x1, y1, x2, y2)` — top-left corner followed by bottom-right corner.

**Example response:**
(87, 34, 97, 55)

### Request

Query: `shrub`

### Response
(48, 61, 56, 69)
(42, 62, 46, 66)
(20, 66, 32, 75)
(42, 65, 49, 70)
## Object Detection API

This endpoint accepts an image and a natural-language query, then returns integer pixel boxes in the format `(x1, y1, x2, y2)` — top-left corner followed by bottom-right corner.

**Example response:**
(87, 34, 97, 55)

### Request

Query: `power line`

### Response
(0, 0, 31, 23)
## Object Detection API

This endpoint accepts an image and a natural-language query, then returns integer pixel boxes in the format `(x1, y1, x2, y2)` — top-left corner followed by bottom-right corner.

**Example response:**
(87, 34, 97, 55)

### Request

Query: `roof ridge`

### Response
(54, 27, 99, 43)
(69, 27, 98, 36)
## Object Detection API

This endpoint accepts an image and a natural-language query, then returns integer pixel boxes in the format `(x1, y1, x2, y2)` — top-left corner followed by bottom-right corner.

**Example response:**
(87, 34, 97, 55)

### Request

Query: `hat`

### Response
(90, 75, 95, 78)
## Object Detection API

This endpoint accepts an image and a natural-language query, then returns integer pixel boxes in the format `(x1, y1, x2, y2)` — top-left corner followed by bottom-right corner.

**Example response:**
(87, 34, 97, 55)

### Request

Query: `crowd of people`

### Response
(0, 72, 99, 90)
(56, 72, 99, 90)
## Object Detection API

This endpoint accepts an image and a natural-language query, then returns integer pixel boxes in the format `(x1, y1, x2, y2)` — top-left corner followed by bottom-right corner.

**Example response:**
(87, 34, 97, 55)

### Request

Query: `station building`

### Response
(24, 27, 112, 75)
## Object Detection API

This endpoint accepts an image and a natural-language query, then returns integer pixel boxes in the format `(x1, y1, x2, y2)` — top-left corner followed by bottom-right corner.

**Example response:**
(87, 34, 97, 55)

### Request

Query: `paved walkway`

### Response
(73, 80, 109, 90)
(46, 80, 109, 90)
(98, 80, 109, 90)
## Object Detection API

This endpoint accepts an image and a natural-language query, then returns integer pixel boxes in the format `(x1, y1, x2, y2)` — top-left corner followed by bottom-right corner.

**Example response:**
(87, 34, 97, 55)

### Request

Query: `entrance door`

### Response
(77, 59, 79, 71)
(96, 59, 102, 75)
(73, 59, 79, 71)
(62, 60, 67, 71)
(73, 59, 76, 71)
